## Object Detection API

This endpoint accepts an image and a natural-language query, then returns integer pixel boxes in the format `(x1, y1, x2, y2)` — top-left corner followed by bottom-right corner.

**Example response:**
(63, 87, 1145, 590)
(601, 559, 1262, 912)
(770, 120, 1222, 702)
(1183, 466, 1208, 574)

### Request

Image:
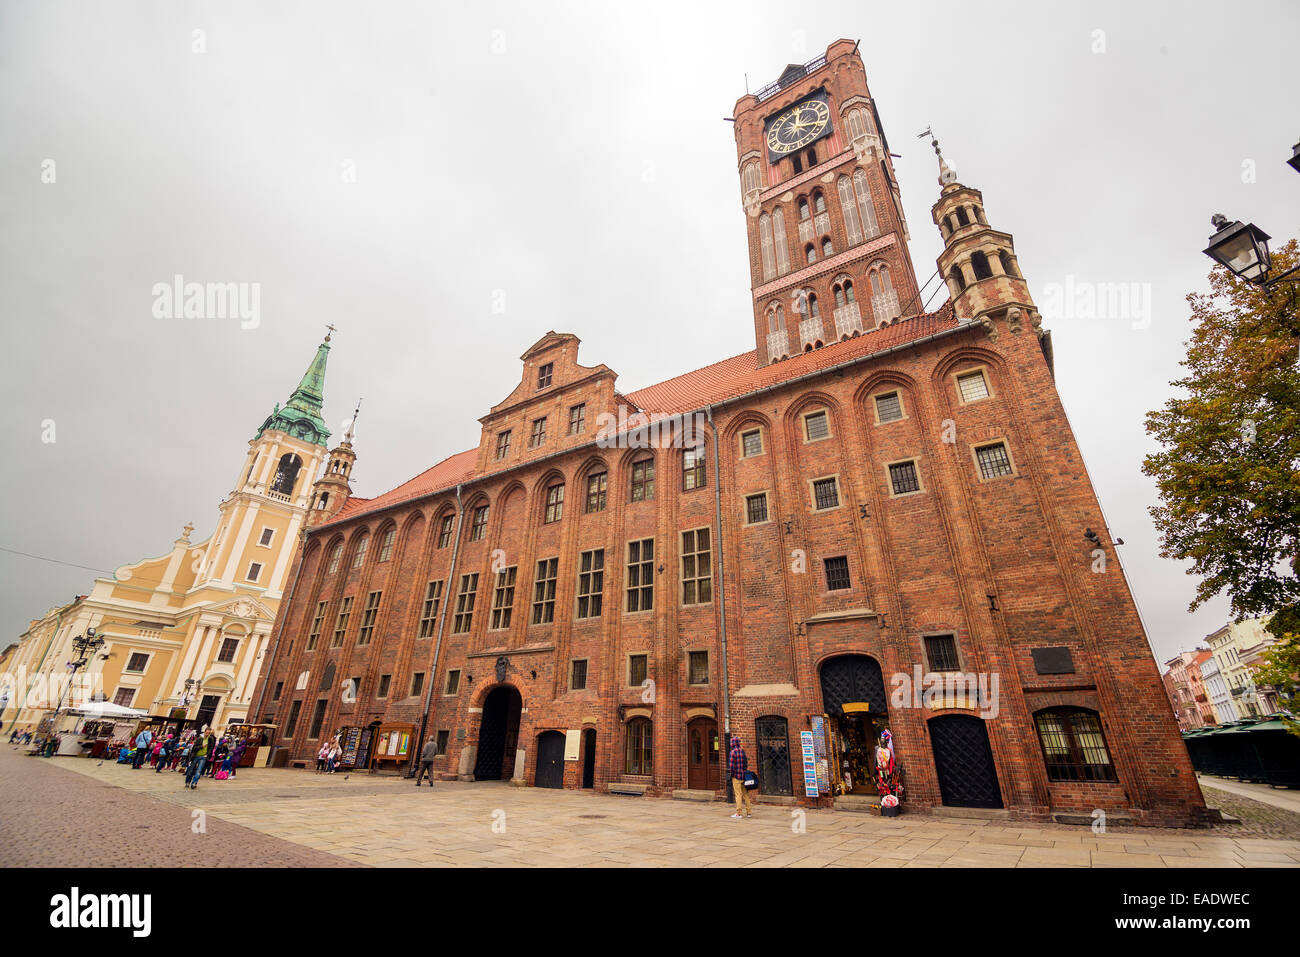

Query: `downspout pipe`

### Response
(410, 483, 464, 776)
(706, 407, 732, 741)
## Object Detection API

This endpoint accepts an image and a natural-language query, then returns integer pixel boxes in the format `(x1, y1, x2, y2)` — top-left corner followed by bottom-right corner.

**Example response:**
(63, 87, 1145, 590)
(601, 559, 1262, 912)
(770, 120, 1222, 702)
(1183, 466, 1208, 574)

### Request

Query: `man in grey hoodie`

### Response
(415, 736, 438, 787)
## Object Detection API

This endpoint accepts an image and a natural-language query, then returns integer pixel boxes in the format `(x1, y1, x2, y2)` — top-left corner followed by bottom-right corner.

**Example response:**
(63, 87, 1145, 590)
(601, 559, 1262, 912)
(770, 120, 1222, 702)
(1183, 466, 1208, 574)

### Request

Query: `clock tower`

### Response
(734, 39, 921, 365)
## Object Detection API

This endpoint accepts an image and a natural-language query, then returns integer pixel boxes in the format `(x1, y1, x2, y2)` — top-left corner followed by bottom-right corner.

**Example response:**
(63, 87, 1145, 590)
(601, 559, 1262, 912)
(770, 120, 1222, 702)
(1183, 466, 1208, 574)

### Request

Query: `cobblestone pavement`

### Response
(0, 746, 360, 867)
(9, 747, 1300, 867)
(1199, 780, 1300, 842)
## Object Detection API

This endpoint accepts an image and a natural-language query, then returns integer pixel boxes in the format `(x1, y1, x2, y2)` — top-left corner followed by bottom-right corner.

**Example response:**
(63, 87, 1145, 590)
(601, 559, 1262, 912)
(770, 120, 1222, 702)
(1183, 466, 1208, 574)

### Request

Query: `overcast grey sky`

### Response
(2, 0, 1296, 664)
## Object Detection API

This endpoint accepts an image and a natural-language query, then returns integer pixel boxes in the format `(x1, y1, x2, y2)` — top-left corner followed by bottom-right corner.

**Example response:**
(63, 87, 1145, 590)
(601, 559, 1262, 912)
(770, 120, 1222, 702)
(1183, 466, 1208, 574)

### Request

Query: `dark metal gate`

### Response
(473, 686, 521, 780)
(929, 714, 1003, 808)
(755, 716, 793, 796)
(535, 731, 565, 789)
(819, 655, 887, 719)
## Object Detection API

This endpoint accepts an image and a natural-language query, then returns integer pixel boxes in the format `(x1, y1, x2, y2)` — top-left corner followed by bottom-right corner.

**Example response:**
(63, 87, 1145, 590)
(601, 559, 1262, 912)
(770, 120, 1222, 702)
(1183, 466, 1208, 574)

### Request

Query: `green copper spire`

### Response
(255, 331, 334, 447)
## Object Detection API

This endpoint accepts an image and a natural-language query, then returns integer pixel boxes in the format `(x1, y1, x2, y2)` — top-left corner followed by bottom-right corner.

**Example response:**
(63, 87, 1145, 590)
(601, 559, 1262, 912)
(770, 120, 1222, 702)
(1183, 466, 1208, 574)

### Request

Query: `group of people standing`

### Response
(124, 726, 248, 790)
(315, 739, 344, 773)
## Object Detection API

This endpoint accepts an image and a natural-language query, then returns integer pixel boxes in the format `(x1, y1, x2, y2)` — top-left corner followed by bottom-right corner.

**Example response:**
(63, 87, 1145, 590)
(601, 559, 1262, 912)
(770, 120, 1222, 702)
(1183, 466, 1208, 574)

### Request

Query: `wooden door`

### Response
(687, 718, 719, 791)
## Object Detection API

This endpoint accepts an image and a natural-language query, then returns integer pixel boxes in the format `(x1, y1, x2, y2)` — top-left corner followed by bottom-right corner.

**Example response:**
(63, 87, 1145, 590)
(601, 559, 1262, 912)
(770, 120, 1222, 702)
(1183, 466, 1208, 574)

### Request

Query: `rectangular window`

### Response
(125, 652, 149, 673)
(246, 561, 262, 582)
(308, 699, 328, 739)
(378, 527, 396, 562)
(889, 460, 921, 495)
(688, 651, 709, 685)
(630, 459, 655, 502)
(452, 574, 478, 634)
(741, 429, 763, 458)
(626, 538, 654, 613)
(745, 492, 769, 525)
(217, 637, 240, 662)
(469, 505, 489, 541)
(437, 514, 455, 548)
(537, 362, 553, 389)
(331, 596, 354, 647)
(544, 483, 565, 524)
(410, 672, 425, 697)
(530, 417, 547, 448)
(327, 544, 342, 574)
(824, 556, 851, 591)
(812, 477, 840, 511)
(924, 634, 960, 672)
(570, 659, 588, 691)
(272, 681, 283, 701)
(629, 654, 648, 687)
(975, 442, 1013, 479)
(682, 446, 706, 491)
(531, 557, 558, 625)
(445, 670, 460, 695)
(957, 369, 990, 402)
(804, 410, 830, 441)
(417, 581, 443, 638)
(307, 601, 328, 650)
(681, 527, 712, 605)
(586, 472, 607, 513)
(357, 590, 382, 645)
(352, 536, 369, 568)
(376, 674, 391, 698)
(495, 430, 511, 460)
(284, 700, 302, 737)
(258, 527, 274, 547)
(576, 549, 604, 619)
(113, 687, 135, 707)
(435, 730, 449, 755)
(490, 566, 517, 630)
(569, 403, 586, 435)
(875, 392, 903, 423)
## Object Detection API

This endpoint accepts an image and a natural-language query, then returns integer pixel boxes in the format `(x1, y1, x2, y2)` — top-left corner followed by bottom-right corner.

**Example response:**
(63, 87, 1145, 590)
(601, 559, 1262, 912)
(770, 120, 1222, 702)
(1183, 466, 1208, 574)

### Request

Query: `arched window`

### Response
(352, 533, 369, 568)
(956, 206, 970, 227)
(838, 175, 863, 245)
(327, 542, 343, 575)
(878, 265, 893, 295)
(798, 197, 810, 220)
(808, 294, 820, 318)
(771, 206, 790, 275)
(974, 205, 986, 225)
(844, 279, 856, 303)
(833, 285, 845, 308)
(791, 154, 803, 174)
(971, 251, 993, 280)
(270, 453, 302, 495)
(316, 492, 329, 511)
(999, 250, 1018, 278)
(741, 160, 761, 196)
(950, 265, 967, 292)
(852, 168, 879, 239)
(767, 304, 785, 334)
(813, 190, 827, 214)
(625, 718, 653, 775)
(822, 236, 833, 257)
(1033, 707, 1117, 782)
(759, 213, 775, 281)
(944, 215, 955, 234)
(805, 244, 816, 265)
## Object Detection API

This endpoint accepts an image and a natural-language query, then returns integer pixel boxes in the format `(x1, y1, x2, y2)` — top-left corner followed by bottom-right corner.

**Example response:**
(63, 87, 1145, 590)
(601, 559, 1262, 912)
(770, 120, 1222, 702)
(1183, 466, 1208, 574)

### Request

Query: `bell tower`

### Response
(308, 400, 360, 527)
(733, 39, 921, 365)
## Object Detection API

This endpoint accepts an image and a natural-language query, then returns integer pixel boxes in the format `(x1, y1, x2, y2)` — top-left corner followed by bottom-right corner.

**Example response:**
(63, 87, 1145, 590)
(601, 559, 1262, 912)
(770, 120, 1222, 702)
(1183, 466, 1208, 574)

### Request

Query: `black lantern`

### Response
(1288, 139, 1300, 175)
(1204, 214, 1272, 284)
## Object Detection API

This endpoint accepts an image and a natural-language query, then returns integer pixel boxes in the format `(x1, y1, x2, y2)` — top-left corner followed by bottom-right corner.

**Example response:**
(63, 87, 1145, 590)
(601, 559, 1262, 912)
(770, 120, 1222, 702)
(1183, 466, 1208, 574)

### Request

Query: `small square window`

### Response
(824, 556, 851, 591)
(537, 362, 553, 390)
(688, 651, 708, 685)
(925, 635, 961, 672)
(445, 670, 461, 695)
(571, 659, 588, 691)
(629, 654, 648, 687)
(804, 411, 830, 442)
(957, 370, 990, 402)
(889, 460, 921, 495)
(376, 674, 391, 698)
(975, 442, 1014, 479)
(745, 493, 769, 525)
(812, 477, 840, 510)
(258, 527, 274, 547)
(875, 392, 903, 423)
(741, 429, 763, 457)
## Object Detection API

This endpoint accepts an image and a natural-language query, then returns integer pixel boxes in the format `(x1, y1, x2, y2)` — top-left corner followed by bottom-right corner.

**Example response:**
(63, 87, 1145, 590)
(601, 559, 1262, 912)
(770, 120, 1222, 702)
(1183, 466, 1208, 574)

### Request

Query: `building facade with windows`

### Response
(3, 336, 353, 736)
(249, 39, 1205, 825)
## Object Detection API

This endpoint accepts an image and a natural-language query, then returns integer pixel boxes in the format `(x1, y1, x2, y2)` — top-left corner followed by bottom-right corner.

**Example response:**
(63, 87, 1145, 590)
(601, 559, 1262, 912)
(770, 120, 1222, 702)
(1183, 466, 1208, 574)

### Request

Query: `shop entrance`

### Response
(473, 685, 521, 781)
(929, 714, 1003, 808)
(686, 717, 719, 791)
(535, 730, 565, 788)
(581, 729, 596, 788)
(819, 655, 889, 796)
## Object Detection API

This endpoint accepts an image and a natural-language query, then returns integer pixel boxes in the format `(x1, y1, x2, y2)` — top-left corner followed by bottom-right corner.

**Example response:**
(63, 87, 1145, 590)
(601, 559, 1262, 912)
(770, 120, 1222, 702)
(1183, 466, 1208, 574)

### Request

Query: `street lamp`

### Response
(1288, 139, 1300, 175)
(1203, 215, 1272, 283)
(50, 627, 106, 722)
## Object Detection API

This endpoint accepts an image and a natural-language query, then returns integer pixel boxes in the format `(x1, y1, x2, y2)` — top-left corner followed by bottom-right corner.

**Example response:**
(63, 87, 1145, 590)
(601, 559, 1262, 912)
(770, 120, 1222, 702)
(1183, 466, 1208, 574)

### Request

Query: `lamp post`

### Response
(50, 627, 106, 724)
(1202, 140, 1300, 291)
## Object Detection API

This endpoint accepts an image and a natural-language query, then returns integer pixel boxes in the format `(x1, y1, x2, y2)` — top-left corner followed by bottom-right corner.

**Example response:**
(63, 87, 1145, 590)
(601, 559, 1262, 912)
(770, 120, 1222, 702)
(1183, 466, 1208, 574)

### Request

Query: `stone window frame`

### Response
(801, 408, 833, 444)
(245, 561, 263, 583)
(444, 669, 461, 696)
(743, 489, 772, 527)
(807, 473, 843, 513)
(495, 429, 511, 461)
(920, 631, 963, 673)
(257, 526, 275, 548)
(569, 657, 589, 692)
(871, 389, 907, 426)
(739, 426, 766, 459)
(124, 651, 150, 674)
(627, 652, 650, 689)
(686, 649, 710, 686)
(970, 437, 1018, 483)
(376, 673, 392, 699)
(884, 457, 925, 498)
(952, 365, 995, 406)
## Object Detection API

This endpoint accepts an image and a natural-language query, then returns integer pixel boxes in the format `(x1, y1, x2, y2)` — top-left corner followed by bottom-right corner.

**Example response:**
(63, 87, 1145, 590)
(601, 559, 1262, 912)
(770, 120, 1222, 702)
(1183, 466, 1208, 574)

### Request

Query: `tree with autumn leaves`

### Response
(1143, 238, 1300, 730)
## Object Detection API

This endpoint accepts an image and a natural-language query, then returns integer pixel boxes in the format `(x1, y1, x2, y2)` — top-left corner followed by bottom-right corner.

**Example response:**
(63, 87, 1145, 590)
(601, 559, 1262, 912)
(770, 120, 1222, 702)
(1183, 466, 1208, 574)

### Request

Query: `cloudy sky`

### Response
(1, 0, 1296, 664)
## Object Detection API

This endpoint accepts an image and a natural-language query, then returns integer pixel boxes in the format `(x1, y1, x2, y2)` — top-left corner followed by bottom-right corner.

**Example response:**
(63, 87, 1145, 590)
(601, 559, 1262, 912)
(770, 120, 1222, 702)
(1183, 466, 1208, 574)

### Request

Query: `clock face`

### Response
(766, 98, 832, 156)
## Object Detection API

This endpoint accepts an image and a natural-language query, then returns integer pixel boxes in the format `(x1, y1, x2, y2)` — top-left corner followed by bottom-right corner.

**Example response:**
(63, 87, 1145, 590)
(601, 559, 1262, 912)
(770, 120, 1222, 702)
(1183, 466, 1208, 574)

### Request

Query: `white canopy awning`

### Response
(65, 700, 150, 719)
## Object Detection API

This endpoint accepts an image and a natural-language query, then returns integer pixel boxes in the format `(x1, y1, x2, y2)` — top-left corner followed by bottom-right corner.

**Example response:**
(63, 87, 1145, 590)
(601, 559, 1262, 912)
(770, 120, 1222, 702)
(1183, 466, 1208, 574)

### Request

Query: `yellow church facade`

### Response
(3, 335, 355, 735)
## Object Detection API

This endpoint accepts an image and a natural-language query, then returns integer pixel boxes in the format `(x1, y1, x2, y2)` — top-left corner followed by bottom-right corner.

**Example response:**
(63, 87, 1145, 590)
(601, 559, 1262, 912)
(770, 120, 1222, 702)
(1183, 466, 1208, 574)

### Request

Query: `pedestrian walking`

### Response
(131, 727, 153, 769)
(728, 735, 753, 819)
(185, 730, 215, 789)
(415, 736, 437, 787)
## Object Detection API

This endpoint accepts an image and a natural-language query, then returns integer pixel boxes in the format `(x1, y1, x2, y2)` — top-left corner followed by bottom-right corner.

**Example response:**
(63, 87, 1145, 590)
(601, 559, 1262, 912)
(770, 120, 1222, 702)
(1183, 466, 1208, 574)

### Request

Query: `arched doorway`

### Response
(929, 713, 1003, 808)
(686, 717, 719, 791)
(473, 685, 522, 781)
(535, 731, 565, 789)
(581, 729, 596, 789)
(819, 654, 889, 795)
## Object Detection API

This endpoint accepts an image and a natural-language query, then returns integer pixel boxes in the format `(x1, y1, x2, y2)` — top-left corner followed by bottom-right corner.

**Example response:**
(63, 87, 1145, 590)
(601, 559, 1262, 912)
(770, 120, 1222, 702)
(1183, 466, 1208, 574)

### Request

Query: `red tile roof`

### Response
(319, 303, 960, 529)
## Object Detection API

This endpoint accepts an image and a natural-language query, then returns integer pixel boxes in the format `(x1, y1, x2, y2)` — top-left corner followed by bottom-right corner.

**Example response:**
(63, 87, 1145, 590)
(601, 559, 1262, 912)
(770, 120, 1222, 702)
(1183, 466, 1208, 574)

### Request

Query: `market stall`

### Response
(223, 722, 277, 768)
(371, 722, 415, 772)
(57, 700, 150, 757)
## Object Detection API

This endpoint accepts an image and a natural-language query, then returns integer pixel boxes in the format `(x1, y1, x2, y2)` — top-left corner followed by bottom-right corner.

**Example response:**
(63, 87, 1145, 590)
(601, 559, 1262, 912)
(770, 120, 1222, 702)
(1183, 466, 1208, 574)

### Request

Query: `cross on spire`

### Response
(324, 323, 337, 342)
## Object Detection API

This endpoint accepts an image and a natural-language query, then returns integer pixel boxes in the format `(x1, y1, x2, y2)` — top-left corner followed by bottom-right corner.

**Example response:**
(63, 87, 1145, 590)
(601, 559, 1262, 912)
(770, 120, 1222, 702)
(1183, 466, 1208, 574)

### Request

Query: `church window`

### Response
(805, 244, 816, 264)
(822, 236, 833, 257)
(807, 293, 820, 318)
(759, 213, 775, 281)
(798, 197, 810, 220)
(270, 453, 302, 496)
(838, 175, 862, 245)
(352, 534, 369, 568)
(813, 190, 827, 214)
(853, 168, 879, 238)
(771, 206, 790, 275)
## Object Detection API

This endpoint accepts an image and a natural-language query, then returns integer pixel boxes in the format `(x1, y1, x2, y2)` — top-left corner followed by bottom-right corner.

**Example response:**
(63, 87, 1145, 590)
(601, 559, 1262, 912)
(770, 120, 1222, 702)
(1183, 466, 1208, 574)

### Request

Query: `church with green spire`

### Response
(256, 333, 333, 447)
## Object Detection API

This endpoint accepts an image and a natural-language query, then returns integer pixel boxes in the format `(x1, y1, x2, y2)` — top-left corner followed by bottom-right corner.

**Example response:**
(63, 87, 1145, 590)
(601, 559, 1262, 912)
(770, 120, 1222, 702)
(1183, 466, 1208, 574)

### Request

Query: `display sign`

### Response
(355, 727, 373, 769)
(809, 715, 831, 795)
(800, 731, 819, 798)
(564, 729, 581, 761)
(341, 726, 361, 766)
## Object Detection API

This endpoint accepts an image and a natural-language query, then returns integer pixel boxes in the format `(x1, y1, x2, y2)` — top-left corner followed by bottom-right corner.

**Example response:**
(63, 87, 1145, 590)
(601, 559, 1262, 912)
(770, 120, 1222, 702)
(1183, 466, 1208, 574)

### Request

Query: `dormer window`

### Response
(537, 363, 553, 390)
(495, 430, 511, 460)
